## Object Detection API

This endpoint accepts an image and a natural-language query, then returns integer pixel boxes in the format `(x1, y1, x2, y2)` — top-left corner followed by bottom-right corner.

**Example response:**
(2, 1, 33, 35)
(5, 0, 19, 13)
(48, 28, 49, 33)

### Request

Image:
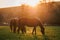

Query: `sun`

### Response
(21, 0, 40, 7)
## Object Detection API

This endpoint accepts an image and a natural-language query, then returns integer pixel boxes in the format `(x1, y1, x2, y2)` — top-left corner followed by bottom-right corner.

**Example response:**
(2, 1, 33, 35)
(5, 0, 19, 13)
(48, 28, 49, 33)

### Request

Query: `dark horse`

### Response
(9, 18, 24, 33)
(17, 17, 45, 35)
(10, 18, 17, 33)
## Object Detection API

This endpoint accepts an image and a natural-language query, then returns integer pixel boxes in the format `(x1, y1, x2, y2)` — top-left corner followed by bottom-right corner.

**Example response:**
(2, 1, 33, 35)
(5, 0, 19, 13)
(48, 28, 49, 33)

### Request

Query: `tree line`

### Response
(0, 2, 60, 26)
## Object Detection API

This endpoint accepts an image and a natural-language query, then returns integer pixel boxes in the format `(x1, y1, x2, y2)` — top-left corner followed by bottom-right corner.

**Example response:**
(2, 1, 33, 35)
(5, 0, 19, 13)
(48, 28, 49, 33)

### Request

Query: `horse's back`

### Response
(18, 17, 41, 27)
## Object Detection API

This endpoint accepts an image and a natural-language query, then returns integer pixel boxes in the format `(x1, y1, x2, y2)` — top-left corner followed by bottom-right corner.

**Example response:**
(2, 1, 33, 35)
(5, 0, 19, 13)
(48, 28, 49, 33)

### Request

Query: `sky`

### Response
(0, 0, 60, 8)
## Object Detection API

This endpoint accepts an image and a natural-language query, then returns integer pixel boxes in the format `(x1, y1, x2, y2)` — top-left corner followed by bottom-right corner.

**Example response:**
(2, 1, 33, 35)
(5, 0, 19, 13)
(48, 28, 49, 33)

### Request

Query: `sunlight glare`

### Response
(21, 0, 40, 7)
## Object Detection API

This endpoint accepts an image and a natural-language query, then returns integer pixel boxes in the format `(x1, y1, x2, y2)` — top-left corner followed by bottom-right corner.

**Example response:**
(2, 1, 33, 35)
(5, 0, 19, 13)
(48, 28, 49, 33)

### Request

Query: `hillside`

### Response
(0, 2, 60, 25)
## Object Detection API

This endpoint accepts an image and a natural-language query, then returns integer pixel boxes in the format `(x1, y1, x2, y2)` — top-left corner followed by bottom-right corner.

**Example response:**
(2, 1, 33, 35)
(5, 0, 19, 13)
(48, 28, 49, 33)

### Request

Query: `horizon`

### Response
(0, 0, 60, 8)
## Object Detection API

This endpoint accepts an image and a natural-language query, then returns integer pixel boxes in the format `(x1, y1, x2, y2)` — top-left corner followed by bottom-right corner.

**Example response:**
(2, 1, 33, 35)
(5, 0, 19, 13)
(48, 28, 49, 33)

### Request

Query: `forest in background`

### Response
(0, 2, 60, 26)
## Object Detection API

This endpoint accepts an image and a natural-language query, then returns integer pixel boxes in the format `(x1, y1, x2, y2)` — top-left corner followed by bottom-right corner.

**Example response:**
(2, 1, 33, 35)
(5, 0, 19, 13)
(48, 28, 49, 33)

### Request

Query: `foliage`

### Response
(0, 2, 60, 25)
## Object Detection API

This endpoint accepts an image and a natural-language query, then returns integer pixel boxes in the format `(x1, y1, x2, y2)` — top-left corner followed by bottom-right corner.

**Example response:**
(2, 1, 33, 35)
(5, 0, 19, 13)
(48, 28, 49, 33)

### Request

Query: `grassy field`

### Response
(0, 26, 60, 40)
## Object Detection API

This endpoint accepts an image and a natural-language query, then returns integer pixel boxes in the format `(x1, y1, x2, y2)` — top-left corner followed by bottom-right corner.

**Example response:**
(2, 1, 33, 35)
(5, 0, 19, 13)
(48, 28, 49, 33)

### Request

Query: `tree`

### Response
(0, 12, 4, 25)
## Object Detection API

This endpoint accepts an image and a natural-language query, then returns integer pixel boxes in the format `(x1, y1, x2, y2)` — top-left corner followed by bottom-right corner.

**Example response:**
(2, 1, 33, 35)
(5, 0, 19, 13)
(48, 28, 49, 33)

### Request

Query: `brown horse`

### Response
(17, 17, 45, 35)
(9, 18, 25, 34)
(10, 18, 17, 33)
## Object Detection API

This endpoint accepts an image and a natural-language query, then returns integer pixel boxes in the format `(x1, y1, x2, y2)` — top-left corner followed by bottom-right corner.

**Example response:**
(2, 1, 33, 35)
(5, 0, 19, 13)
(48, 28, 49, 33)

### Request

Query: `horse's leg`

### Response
(33, 27, 36, 35)
(32, 26, 36, 35)
(21, 28, 24, 34)
(13, 25, 16, 33)
(10, 24, 13, 32)
(23, 26, 26, 34)
(17, 26, 20, 34)
(21, 26, 25, 34)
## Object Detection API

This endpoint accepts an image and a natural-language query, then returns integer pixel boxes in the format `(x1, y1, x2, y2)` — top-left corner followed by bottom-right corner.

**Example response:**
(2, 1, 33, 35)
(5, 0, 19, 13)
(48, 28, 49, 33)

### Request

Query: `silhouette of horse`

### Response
(10, 18, 17, 33)
(17, 17, 45, 35)
(9, 18, 25, 34)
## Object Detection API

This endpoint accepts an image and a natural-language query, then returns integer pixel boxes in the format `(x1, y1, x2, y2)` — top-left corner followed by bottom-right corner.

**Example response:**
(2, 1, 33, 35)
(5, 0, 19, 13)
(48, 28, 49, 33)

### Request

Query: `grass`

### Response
(0, 26, 60, 40)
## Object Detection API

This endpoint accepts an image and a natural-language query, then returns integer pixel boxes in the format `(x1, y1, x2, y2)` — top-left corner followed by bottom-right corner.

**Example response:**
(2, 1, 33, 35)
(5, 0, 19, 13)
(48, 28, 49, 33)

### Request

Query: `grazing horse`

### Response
(17, 17, 45, 35)
(10, 18, 17, 33)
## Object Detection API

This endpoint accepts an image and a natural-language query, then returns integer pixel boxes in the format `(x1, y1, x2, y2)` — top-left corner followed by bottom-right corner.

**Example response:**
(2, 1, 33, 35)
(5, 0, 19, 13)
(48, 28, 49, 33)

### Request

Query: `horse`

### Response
(17, 17, 45, 35)
(9, 18, 17, 33)
(9, 18, 24, 33)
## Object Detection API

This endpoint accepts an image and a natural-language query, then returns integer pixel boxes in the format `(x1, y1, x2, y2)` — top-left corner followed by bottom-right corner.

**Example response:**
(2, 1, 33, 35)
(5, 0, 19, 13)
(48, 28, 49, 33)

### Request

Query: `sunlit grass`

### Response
(0, 26, 60, 40)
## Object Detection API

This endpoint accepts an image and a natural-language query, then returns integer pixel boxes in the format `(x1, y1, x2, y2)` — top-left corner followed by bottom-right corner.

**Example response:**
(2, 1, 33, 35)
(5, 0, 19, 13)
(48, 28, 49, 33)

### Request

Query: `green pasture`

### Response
(0, 26, 60, 40)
